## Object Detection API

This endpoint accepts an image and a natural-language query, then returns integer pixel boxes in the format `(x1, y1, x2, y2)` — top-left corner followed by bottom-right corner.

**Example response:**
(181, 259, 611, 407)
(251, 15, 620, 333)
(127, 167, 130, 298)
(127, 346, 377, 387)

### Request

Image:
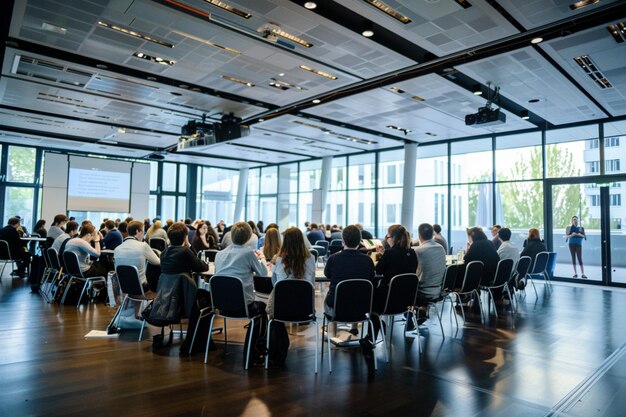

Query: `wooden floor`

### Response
(2, 273, 626, 417)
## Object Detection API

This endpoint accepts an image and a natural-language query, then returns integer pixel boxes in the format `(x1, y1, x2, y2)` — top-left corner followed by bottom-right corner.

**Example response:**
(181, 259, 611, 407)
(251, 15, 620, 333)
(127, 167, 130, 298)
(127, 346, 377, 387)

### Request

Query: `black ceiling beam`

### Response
(4, 37, 278, 112)
(248, 1, 626, 126)
(0, 1, 14, 82)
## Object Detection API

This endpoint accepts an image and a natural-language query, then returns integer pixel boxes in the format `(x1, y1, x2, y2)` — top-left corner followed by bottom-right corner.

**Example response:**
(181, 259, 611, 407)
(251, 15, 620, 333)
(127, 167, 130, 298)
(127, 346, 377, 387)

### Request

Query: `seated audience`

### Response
(146, 220, 168, 244)
(191, 221, 217, 253)
(306, 223, 325, 246)
(268, 227, 316, 317)
(415, 223, 447, 304)
(114, 220, 161, 292)
(261, 227, 281, 263)
(205, 222, 220, 249)
(258, 223, 279, 247)
(491, 225, 502, 250)
(330, 225, 343, 241)
(160, 222, 208, 275)
(52, 221, 79, 253)
(432, 224, 448, 253)
(47, 214, 68, 241)
(461, 227, 500, 288)
(355, 223, 373, 240)
(497, 227, 519, 264)
(520, 228, 547, 261)
(371, 224, 417, 338)
(102, 220, 123, 250)
(118, 221, 128, 239)
(64, 224, 111, 277)
(33, 219, 47, 238)
(0, 217, 32, 277)
(247, 220, 260, 249)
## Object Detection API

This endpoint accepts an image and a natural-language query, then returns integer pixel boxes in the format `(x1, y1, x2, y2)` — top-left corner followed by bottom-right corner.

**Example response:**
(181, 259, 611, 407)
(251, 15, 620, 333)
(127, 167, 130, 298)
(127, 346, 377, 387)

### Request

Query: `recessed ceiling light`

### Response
(96, 64, 108, 70)
(173, 30, 240, 55)
(41, 22, 67, 35)
(299, 65, 337, 80)
(170, 92, 182, 96)
(472, 84, 482, 95)
(607, 23, 626, 43)
(147, 76, 157, 81)
(521, 110, 530, 120)
(179, 84, 189, 89)
(258, 118, 265, 122)
(531, 37, 543, 44)
(569, 0, 600, 11)
(574, 55, 613, 88)
(262, 25, 313, 48)
(528, 98, 540, 103)
(278, 72, 285, 76)
(204, 0, 252, 19)
(362, 29, 374, 37)
(304, 2, 317, 9)
(312, 99, 321, 104)
(364, 0, 412, 24)
(97, 21, 174, 48)
(387, 125, 412, 135)
(132, 52, 175, 66)
(222, 75, 255, 87)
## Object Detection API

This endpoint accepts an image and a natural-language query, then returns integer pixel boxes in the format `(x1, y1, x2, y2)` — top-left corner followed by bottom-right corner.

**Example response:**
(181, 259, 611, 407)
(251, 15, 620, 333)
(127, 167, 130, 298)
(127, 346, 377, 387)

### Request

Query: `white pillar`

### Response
(401, 143, 417, 234)
(313, 156, 333, 223)
(233, 168, 248, 222)
(277, 165, 291, 230)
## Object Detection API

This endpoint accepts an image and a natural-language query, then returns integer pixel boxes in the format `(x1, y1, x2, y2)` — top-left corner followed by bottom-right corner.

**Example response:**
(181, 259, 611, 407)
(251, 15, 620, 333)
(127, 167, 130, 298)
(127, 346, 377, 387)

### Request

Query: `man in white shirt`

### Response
(114, 220, 161, 292)
(64, 224, 110, 277)
(496, 228, 519, 265)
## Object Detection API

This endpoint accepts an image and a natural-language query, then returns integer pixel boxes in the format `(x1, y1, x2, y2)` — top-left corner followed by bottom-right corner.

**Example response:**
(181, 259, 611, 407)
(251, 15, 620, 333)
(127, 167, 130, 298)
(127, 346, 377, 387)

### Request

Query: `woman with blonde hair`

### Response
(145, 220, 168, 243)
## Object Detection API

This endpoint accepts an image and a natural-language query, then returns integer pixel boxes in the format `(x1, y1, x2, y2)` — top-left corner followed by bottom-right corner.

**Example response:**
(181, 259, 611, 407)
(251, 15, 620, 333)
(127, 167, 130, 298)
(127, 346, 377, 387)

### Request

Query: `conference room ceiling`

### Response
(1, 0, 625, 167)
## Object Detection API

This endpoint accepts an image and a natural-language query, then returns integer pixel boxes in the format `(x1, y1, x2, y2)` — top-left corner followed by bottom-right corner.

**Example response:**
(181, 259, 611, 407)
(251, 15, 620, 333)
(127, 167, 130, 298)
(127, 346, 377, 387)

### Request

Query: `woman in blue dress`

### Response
(566, 216, 586, 278)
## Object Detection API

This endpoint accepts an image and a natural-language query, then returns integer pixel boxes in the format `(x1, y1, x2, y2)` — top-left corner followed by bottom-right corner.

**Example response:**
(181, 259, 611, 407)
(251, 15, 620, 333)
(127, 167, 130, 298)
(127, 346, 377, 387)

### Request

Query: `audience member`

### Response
(64, 224, 111, 277)
(118, 222, 128, 239)
(160, 222, 208, 275)
(261, 227, 281, 263)
(355, 223, 373, 240)
(330, 225, 343, 241)
(146, 220, 168, 244)
(52, 221, 78, 253)
(205, 222, 220, 249)
(114, 220, 161, 292)
(491, 225, 502, 250)
(497, 227, 519, 264)
(306, 223, 325, 246)
(256, 221, 264, 234)
(258, 223, 279, 247)
(247, 220, 260, 249)
(461, 227, 500, 288)
(191, 221, 216, 253)
(415, 223, 447, 304)
(432, 224, 448, 253)
(520, 228, 547, 261)
(102, 220, 123, 250)
(47, 214, 69, 241)
(33, 219, 47, 238)
(267, 227, 316, 317)
(0, 217, 32, 277)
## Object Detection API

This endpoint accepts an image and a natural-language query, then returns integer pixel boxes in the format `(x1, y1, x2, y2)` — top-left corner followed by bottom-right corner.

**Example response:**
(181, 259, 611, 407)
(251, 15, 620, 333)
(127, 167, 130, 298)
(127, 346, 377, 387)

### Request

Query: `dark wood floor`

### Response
(2, 273, 626, 417)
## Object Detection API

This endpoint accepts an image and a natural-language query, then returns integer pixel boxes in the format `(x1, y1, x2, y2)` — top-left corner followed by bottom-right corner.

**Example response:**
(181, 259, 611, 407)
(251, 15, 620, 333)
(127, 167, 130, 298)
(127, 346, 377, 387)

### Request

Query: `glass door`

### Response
(547, 176, 626, 286)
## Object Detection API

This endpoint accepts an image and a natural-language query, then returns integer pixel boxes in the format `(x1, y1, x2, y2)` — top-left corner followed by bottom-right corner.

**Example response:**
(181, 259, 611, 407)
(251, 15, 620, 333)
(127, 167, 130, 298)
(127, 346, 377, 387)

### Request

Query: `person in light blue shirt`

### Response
(566, 216, 586, 278)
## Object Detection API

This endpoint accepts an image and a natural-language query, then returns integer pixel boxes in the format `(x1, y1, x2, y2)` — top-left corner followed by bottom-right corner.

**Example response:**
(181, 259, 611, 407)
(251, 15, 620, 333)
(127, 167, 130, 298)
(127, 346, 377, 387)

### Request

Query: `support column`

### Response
(313, 156, 332, 223)
(277, 164, 291, 230)
(401, 143, 417, 234)
(233, 168, 248, 222)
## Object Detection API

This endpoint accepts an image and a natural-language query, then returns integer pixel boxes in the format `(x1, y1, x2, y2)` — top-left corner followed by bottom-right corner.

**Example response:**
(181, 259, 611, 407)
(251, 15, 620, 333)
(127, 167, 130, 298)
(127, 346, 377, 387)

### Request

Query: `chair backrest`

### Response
(490, 258, 515, 287)
(273, 279, 315, 322)
(531, 251, 550, 274)
(115, 264, 145, 297)
(381, 273, 419, 315)
(330, 239, 343, 247)
(331, 279, 373, 323)
(546, 252, 558, 277)
(311, 245, 325, 257)
(309, 248, 318, 259)
(516, 256, 532, 278)
(149, 237, 167, 251)
(315, 240, 329, 251)
(0, 240, 12, 261)
(47, 247, 61, 270)
(205, 249, 218, 262)
(62, 250, 84, 278)
(329, 239, 343, 255)
(460, 261, 484, 293)
(442, 264, 459, 292)
(253, 275, 274, 295)
(209, 275, 249, 318)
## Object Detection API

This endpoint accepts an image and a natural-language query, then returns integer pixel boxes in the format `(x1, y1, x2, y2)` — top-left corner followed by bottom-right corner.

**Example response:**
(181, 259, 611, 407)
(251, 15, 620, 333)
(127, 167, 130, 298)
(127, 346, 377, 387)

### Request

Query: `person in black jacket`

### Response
(520, 228, 547, 261)
(460, 227, 500, 288)
(0, 217, 32, 277)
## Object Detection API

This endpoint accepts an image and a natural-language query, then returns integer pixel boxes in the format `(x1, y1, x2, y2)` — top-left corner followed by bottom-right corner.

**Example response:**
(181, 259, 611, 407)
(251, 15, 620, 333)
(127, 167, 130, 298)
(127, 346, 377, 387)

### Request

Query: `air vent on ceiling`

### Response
(574, 55, 613, 89)
(15, 55, 94, 87)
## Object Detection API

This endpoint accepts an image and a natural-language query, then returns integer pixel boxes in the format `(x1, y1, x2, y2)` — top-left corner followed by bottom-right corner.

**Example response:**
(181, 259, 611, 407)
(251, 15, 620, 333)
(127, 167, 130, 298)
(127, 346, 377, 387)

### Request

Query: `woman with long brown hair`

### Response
(261, 227, 281, 263)
(267, 227, 316, 317)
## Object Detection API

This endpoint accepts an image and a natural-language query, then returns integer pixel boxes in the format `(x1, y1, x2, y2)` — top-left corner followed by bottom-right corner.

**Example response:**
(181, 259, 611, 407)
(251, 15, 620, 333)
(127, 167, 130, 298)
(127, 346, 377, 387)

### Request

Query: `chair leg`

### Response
(413, 311, 422, 353)
(204, 315, 216, 363)
(327, 320, 333, 373)
(61, 277, 75, 305)
(321, 316, 325, 359)
(431, 304, 444, 338)
(488, 288, 498, 319)
(244, 319, 254, 370)
(223, 317, 228, 351)
(375, 314, 388, 363)
(367, 319, 377, 370)
(528, 274, 538, 298)
(265, 319, 273, 369)
(314, 319, 319, 374)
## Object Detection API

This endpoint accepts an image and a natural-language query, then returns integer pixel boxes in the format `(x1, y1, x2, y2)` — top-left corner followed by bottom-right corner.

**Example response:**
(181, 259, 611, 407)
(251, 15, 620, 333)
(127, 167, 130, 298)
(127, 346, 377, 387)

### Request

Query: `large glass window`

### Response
(4, 187, 34, 230)
(199, 167, 238, 225)
(546, 125, 599, 178)
(7, 146, 36, 183)
(260, 166, 277, 194)
(299, 160, 322, 192)
(416, 144, 448, 186)
(348, 153, 375, 189)
(496, 132, 543, 181)
(162, 162, 177, 192)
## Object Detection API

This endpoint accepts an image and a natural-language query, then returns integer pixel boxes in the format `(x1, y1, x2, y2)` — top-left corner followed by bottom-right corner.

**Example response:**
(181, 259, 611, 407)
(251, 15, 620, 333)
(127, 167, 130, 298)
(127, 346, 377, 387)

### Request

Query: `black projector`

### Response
(465, 107, 506, 127)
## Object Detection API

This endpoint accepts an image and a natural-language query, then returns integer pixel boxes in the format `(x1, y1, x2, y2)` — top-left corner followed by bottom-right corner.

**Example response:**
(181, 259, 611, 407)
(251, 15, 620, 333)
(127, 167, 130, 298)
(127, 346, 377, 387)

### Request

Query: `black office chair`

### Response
(204, 275, 262, 369)
(450, 261, 484, 326)
(373, 273, 419, 361)
(61, 251, 107, 308)
(328, 239, 343, 255)
(322, 279, 376, 372)
(480, 258, 515, 319)
(0, 240, 17, 278)
(149, 237, 167, 252)
(529, 251, 551, 286)
(106, 265, 152, 340)
(514, 256, 534, 299)
(265, 279, 318, 373)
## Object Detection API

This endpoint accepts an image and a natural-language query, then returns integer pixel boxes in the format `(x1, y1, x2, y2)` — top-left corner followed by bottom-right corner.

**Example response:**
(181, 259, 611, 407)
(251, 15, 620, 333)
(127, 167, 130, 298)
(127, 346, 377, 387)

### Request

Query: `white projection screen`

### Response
(67, 156, 132, 212)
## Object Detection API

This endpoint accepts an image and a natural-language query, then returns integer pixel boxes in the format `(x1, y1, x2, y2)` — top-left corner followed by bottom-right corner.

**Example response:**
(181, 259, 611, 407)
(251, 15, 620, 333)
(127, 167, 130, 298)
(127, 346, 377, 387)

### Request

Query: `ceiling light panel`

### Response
(222, 75, 255, 87)
(364, 0, 412, 24)
(133, 52, 175, 66)
(607, 23, 626, 43)
(97, 21, 175, 48)
(299, 65, 337, 80)
(172, 30, 241, 54)
(574, 55, 613, 89)
(569, 0, 601, 10)
(203, 0, 252, 18)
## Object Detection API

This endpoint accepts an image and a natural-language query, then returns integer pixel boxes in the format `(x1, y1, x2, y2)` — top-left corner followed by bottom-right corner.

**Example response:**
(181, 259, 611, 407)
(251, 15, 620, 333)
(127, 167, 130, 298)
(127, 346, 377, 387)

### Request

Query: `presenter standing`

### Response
(566, 215, 586, 278)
